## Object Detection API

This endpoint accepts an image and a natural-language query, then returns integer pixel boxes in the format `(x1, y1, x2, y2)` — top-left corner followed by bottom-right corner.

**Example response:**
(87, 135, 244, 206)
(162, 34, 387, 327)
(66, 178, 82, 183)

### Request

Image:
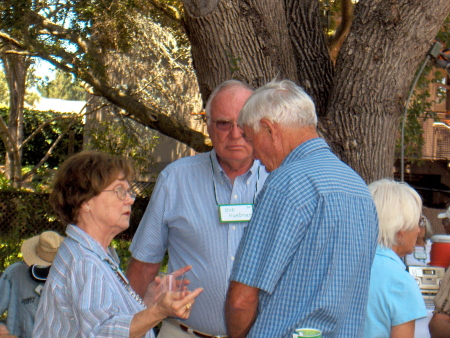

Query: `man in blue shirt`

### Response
(127, 80, 268, 337)
(225, 80, 378, 338)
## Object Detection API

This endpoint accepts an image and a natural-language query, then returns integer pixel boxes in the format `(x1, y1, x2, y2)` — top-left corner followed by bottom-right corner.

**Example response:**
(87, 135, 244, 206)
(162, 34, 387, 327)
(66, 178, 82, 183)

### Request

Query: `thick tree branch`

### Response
(26, 11, 90, 54)
(148, 0, 183, 22)
(0, 116, 21, 181)
(329, 0, 354, 61)
(79, 70, 210, 151)
(0, 49, 35, 56)
(0, 33, 25, 50)
(0, 116, 15, 154)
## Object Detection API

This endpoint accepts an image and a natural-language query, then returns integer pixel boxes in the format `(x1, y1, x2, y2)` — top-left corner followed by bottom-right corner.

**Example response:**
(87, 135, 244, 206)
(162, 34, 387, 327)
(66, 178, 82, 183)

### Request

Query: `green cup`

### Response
(294, 328, 322, 338)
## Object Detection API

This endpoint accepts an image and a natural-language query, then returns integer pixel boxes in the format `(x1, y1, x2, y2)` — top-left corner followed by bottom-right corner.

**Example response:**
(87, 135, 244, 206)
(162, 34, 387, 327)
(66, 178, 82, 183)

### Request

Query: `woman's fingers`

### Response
(182, 287, 203, 304)
(172, 265, 192, 278)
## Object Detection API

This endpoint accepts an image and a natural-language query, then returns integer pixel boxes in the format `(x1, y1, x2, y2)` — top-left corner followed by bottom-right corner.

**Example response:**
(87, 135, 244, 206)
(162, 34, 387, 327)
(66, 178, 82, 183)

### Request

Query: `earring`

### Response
(84, 206, 90, 211)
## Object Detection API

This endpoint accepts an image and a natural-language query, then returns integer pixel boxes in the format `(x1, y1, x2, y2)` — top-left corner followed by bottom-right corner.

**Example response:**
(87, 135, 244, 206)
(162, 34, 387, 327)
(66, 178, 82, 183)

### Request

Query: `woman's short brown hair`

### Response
(50, 151, 134, 225)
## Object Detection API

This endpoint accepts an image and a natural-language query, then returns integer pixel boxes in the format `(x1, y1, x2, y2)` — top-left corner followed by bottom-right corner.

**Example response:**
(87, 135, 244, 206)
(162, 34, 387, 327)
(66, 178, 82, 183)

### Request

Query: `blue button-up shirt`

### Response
(231, 138, 379, 338)
(33, 224, 152, 338)
(0, 261, 40, 338)
(130, 150, 268, 335)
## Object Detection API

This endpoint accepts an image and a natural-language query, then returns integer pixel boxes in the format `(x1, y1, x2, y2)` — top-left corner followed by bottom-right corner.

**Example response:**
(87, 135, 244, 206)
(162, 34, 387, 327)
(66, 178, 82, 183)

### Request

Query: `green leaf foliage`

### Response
(37, 69, 86, 101)
(396, 15, 450, 162)
(0, 107, 84, 168)
(86, 117, 158, 175)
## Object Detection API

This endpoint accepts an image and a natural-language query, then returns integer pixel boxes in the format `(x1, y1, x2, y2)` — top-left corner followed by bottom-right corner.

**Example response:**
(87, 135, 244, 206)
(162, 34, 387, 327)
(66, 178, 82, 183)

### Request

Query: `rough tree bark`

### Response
(284, 0, 334, 116)
(183, 0, 298, 100)
(182, 0, 450, 182)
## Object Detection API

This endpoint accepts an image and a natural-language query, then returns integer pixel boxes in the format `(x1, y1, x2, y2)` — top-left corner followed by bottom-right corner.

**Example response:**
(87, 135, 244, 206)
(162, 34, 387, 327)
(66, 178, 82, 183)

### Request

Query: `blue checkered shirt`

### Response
(130, 150, 268, 335)
(231, 138, 378, 338)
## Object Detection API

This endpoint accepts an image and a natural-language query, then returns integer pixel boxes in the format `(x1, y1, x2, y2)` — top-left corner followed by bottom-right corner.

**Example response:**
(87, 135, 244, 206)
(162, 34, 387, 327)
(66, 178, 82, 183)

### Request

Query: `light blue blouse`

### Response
(364, 245, 427, 337)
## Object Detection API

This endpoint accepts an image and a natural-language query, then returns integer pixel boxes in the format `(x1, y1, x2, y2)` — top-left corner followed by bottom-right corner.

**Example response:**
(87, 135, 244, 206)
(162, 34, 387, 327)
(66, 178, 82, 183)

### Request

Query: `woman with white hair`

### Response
(364, 179, 427, 338)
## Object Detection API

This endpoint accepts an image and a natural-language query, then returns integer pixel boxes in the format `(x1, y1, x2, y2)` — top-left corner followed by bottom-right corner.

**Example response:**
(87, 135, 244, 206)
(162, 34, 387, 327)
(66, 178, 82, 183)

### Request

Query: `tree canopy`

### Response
(0, 0, 207, 151)
(1, 0, 449, 182)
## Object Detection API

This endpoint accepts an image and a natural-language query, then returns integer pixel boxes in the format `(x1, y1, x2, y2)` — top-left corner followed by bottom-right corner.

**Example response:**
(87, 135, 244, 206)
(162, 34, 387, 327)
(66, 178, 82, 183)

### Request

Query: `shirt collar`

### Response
(281, 138, 329, 168)
(66, 224, 119, 266)
(376, 244, 406, 269)
(210, 149, 261, 182)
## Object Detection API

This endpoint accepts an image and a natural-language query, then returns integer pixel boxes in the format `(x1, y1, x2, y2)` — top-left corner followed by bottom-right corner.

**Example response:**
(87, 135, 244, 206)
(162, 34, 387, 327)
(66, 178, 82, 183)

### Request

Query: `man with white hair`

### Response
(225, 80, 379, 338)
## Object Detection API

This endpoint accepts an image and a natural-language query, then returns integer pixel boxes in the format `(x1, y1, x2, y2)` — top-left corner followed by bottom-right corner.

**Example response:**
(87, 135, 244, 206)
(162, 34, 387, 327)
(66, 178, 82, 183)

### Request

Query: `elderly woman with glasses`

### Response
(364, 179, 427, 338)
(405, 215, 433, 266)
(33, 151, 202, 338)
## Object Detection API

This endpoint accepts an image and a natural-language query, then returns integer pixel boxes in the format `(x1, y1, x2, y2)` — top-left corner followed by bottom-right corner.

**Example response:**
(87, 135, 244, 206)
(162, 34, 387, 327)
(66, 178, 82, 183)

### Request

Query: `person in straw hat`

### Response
(0, 230, 64, 338)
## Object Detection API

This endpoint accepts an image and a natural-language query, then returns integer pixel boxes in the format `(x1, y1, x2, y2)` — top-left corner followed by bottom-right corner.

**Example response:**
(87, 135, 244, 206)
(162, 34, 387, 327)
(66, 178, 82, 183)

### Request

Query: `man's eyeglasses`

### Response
(103, 186, 136, 201)
(419, 216, 427, 228)
(210, 119, 241, 132)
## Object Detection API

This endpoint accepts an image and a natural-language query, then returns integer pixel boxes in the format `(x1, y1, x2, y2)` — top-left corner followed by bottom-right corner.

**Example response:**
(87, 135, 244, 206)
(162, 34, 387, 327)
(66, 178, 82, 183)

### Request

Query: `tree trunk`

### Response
(2, 51, 29, 188)
(182, 0, 450, 182)
(284, 0, 334, 117)
(182, 0, 298, 102)
(322, 0, 450, 182)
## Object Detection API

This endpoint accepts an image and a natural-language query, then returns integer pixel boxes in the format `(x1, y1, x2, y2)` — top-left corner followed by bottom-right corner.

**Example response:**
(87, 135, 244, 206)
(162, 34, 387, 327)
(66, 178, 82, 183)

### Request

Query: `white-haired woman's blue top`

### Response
(364, 245, 427, 337)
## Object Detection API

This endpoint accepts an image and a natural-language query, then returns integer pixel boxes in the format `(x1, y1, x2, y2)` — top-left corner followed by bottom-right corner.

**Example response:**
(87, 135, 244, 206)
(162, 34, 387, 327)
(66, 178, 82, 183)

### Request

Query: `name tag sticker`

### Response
(219, 204, 253, 223)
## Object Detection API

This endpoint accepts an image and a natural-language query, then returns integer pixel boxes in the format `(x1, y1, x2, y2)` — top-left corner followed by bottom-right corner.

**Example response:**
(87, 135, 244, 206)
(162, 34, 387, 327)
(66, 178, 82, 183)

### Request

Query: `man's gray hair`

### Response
(204, 80, 254, 124)
(238, 80, 317, 132)
(369, 178, 422, 249)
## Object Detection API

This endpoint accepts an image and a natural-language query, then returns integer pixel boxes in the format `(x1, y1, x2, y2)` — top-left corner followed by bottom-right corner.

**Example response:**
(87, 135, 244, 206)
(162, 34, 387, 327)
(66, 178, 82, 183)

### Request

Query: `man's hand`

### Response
(429, 312, 450, 338)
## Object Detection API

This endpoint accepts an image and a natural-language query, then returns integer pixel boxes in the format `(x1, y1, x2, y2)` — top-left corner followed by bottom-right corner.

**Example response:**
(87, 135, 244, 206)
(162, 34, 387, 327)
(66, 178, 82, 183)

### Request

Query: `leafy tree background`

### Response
(37, 69, 86, 101)
(0, 108, 84, 189)
(1, 0, 449, 182)
(0, 70, 7, 105)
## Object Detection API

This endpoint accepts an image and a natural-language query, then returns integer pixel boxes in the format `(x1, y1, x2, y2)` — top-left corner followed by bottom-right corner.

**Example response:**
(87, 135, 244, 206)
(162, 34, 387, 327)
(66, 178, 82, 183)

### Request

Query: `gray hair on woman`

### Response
(369, 178, 422, 248)
(238, 79, 317, 132)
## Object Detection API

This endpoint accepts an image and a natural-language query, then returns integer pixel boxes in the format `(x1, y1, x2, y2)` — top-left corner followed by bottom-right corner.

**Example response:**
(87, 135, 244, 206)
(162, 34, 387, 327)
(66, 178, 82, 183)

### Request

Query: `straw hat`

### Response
(21, 231, 64, 267)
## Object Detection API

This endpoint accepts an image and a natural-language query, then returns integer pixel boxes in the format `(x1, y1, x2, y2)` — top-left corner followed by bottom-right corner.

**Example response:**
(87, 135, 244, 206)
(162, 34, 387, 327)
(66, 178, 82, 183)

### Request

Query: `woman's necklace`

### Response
(105, 258, 146, 308)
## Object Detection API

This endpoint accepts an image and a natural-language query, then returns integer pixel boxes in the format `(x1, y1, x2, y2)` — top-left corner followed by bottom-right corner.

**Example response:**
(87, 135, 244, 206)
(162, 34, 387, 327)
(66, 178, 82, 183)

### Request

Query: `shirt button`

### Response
(247, 181, 250, 185)
(233, 194, 238, 199)
(231, 256, 235, 261)
(232, 226, 236, 230)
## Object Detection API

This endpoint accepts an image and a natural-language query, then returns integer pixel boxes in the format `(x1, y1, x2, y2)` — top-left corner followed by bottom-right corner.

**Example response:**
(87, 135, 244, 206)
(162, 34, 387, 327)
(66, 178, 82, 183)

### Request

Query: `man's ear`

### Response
(260, 118, 277, 138)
